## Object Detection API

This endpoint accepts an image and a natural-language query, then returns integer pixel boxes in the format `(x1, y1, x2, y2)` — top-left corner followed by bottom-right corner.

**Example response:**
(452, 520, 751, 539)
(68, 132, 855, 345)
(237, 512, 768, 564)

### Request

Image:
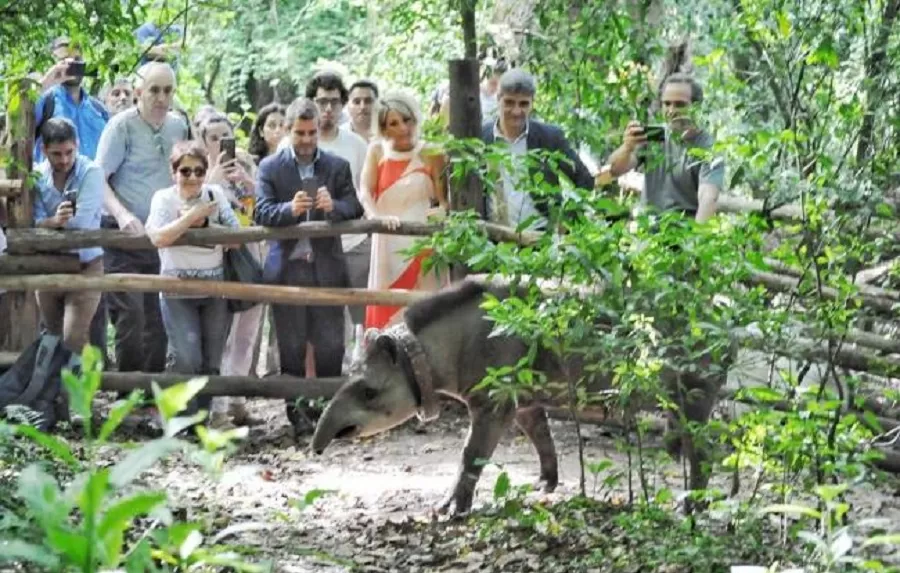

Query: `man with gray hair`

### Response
(254, 96, 363, 435)
(480, 68, 593, 231)
(607, 73, 724, 223)
(95, 61, 189, 374)
(100, 78, 135, 117)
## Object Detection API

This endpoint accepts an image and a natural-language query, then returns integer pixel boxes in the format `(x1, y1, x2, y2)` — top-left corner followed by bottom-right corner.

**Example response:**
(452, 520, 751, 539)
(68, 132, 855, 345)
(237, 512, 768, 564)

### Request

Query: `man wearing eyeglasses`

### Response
(607, 73, 724, 224)
(95, 61, 189, 375)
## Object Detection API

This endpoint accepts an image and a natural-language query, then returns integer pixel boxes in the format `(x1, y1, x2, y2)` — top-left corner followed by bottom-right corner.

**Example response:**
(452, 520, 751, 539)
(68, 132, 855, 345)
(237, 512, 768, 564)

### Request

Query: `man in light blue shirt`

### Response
(32, 118, 104, 358)
(96, 61, 189, 374)
(33, 38, 109, 164)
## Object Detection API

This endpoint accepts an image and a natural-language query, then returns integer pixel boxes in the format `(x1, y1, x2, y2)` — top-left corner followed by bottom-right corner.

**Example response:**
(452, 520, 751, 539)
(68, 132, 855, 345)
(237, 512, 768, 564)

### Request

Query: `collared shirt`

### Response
(490, 120, 547, 231)
(33, 86, 109, 163)
(33, 154, 104, 263)
(318, 126, 368, 252)
(95, 107, 189, 224)
(287, 144, 321, 179)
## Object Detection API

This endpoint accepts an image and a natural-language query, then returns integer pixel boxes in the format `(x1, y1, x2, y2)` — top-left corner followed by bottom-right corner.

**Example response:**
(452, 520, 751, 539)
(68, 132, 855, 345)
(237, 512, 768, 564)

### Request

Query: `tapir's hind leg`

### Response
(437, 397, 516, 515)
(515, 405, 559, 492)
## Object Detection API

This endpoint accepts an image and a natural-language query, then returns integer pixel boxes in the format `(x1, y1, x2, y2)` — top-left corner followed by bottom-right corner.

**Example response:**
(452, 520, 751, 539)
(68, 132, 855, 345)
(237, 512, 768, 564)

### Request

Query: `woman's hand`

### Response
(381, 216, 401, 230)
(206, 151, 235, 185)
(183, 202, 218, 227)
(226, 162, 254, 190)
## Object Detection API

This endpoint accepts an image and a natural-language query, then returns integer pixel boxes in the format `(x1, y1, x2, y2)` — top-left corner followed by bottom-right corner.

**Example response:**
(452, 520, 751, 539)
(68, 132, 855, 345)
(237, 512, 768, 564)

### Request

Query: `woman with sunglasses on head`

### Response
(146, 141, 240, 418)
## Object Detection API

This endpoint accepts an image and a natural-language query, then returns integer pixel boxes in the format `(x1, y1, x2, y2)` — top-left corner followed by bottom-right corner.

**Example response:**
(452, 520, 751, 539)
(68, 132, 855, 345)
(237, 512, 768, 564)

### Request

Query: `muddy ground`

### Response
(110, 392, 900, 573)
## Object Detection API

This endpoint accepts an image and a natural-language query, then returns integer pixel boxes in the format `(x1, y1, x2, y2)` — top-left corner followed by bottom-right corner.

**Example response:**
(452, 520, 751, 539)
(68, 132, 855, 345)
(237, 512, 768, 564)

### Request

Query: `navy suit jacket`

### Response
(480, 119, 593, 220)
(254, 147, 364, 287)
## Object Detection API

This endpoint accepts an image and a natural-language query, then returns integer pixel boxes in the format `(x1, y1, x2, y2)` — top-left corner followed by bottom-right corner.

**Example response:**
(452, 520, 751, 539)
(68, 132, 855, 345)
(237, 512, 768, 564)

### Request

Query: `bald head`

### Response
(135, 62, 176, 125)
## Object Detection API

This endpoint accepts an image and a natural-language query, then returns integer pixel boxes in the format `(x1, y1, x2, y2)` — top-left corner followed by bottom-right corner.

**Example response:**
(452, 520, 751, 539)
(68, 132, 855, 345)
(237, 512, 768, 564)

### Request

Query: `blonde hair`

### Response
(373, 91, 423, 141)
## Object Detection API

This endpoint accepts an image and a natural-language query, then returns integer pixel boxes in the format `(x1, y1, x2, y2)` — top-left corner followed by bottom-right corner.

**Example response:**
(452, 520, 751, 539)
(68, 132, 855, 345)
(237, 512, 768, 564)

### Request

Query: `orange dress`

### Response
(365, 142, 444, 329)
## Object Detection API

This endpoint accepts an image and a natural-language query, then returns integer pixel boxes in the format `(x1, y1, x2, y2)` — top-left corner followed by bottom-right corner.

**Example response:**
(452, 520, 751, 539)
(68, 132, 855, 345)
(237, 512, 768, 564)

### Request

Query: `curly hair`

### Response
(248, 102, 286, 163)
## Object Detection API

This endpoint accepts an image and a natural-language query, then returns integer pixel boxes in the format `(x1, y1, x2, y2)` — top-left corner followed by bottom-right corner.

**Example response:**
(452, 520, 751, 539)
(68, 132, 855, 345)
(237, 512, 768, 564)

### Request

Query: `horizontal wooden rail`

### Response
(0, 254, 82, 275)
(0, 274, 428, 307)
(5, 219, 541, 254)
(746, 270, 899, 313)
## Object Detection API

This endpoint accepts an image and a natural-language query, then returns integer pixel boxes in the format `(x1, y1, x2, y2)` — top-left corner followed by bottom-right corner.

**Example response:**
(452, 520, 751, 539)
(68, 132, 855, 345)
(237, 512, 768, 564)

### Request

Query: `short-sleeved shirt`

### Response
(33, 86, 109, 163)
(641, 130, 725, 214)
(33, 154, 105, 263)
(96, 108, 189, 224)
(145, 184, 239, 288)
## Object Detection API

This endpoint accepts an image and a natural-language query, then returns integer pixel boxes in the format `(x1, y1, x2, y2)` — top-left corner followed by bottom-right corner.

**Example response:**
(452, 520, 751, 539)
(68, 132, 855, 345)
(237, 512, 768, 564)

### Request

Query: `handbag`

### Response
(223, 244, 263, 313)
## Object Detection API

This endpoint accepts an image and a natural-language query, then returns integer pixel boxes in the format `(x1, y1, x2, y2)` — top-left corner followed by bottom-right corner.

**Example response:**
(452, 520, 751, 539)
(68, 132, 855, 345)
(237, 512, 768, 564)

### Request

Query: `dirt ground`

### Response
(118, 393, 900, 573)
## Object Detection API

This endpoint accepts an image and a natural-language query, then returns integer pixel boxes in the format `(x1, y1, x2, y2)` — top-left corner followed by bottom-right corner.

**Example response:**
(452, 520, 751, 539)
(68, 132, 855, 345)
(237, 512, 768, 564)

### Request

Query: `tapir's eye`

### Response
(363, 387, 378, 402)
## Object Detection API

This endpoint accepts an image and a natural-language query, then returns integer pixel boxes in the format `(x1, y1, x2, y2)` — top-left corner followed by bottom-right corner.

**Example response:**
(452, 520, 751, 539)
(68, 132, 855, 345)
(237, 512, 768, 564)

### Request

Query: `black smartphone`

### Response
(220, 137, 236, 163)
(301, 176, 320, 198)
(66, 61, 87, 79)
(643, 124, 666, 143)
(62, 190, 77, 216)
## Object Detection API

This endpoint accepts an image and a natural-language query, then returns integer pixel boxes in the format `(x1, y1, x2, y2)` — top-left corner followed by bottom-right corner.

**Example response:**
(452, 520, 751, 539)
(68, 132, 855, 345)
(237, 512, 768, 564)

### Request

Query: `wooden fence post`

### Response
(0, 80, 39, 351)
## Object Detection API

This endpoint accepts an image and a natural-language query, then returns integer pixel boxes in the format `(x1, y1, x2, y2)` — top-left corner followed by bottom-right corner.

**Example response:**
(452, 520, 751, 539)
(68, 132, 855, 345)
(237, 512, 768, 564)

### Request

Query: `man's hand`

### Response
(291, 190, 314, 217)
(623, 120, 648, 152)
(40, 60, 76, 92)
(314, 186, 333, 213)
(52, 201, 74, 228)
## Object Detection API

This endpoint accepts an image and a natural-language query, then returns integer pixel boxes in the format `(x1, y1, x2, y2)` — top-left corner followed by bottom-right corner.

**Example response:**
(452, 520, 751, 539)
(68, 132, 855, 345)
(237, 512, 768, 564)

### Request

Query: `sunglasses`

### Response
(177, 166, 207, 178)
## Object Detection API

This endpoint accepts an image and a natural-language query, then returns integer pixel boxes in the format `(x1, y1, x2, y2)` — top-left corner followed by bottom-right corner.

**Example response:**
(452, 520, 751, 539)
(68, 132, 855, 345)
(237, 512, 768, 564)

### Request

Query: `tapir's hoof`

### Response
(535, 475, 559, 494)
(435, 490, 473, 517)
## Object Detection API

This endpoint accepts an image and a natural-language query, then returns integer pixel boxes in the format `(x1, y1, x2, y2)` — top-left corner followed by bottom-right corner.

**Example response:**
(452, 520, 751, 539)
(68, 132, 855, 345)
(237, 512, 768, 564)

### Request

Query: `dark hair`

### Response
(348, 79, 379, 99)
(169, 140, 208, 171)
(498, 69, 537, 97)
(41, 117, 78, 146)
(284, 97, 319, 126)
(660, 73, 704, 104)
(199, 113, 233, 142)
(305, 71, 349, 105)
(248, 102, 286, 162)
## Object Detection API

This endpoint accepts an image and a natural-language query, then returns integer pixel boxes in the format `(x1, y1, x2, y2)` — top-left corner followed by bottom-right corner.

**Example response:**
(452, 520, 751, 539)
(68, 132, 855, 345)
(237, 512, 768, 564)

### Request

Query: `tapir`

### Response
(311, 277, 731, 514)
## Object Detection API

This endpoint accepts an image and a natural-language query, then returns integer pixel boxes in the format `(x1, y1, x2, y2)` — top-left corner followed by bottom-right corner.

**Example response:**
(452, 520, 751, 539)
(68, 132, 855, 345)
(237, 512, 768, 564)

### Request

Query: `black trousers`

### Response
(104, 247, 167, 373)
(271, 260, 345, 378)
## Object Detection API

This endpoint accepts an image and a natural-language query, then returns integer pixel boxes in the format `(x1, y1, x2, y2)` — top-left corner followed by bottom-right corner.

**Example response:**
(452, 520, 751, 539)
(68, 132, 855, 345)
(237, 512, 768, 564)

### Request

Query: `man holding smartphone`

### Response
(255, 97, 363, 436)
(34, 37, 110, 164)
(607, 73, 724, 223)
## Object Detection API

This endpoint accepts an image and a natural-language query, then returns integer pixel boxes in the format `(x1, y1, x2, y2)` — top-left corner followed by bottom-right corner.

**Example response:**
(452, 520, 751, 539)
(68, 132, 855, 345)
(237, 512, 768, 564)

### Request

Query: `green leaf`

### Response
(77, 469, 110, 525)
(98, 390, 144, 443)
(180, 529, 204, 560)
(0, 540, 60, 568)
(14, 424, 79, 468)
(152, 377, 209, 421)
(493, 471, 511, 500)
(99, 491, 167, 566)
(16, 464, 68, 526)
(862, 534, 900, 548)
(46, 527, 90, 568)
(760, 503, 822, 519)
(109, 438, 182, 489)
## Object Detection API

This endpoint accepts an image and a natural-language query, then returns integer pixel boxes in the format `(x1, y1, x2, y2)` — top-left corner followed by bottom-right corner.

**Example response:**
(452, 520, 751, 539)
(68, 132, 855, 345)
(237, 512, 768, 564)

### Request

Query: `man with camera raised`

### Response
(607, 73, 724, 223)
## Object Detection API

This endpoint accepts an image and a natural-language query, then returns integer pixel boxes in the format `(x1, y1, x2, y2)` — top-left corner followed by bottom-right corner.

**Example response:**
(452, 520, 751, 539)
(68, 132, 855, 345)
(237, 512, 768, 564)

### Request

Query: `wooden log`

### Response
(746, 270, 899, 314)
(0, 179, 22, 197)
(101, 372, 344, 401)
(4, 219, 540, 254)
(733, 327, 900, 379)
(0, 254, 82, 275)
(0, 273, 428, 307)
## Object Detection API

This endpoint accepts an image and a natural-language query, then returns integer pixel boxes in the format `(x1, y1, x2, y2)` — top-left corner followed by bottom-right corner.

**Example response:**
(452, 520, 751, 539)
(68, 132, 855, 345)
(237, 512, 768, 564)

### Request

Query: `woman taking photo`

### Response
(360, 92, 448, 330)
(146, 141, 240, 417)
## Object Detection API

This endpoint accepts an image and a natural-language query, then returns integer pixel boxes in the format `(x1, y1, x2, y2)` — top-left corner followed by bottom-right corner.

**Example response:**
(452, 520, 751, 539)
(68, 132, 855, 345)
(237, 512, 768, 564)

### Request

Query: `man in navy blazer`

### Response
(254, 97, 363, 430)
(480, 69, 593, 230)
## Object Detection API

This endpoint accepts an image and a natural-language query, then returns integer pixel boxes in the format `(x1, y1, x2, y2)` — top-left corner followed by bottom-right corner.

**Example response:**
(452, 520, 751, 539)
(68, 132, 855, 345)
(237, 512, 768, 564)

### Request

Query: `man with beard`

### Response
(346, 79, 379, 142)
(95, 62, 189, 374)
(607, 73, 724, 223)
(254, 97, 363, 434)
(33, 37, 110, 163)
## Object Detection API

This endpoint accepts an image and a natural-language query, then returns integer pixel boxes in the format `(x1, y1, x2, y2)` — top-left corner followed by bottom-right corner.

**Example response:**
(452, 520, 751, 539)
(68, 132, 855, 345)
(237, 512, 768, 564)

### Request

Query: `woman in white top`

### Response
(146, 140, 239, 417)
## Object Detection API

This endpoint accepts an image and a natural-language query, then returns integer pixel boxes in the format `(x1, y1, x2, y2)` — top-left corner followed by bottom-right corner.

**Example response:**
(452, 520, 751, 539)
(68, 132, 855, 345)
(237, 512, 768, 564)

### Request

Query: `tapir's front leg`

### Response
(515, 405, 559, 492)
(438, 397, 516, 515)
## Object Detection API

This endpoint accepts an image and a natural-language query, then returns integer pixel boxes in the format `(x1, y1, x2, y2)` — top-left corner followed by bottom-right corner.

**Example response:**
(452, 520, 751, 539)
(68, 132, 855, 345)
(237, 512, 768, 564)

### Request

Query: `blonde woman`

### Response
(360, 92, 448, 330)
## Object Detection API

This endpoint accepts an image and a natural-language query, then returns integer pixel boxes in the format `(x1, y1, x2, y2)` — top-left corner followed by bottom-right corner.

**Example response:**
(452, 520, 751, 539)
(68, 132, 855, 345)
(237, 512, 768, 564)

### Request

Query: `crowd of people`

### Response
(12, 36, 724, 432)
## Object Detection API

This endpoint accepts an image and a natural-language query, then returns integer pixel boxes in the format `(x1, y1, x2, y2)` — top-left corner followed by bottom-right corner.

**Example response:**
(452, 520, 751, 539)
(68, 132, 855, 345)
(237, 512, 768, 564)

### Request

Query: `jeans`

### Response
(35, 257, 103, 354)
(160, 296, 231, 413)
(105, 246, 167, 373)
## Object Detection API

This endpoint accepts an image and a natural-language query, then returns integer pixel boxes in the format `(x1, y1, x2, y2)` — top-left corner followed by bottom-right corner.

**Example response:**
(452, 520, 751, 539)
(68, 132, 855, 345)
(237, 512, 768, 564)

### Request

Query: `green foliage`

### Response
(0, 346, 266, 572)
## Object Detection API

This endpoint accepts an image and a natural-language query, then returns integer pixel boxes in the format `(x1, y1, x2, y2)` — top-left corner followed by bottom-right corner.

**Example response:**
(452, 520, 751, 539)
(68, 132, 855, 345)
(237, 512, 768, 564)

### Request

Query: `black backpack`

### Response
(0, 334, 72, 431)
(34, 91, 110, 140)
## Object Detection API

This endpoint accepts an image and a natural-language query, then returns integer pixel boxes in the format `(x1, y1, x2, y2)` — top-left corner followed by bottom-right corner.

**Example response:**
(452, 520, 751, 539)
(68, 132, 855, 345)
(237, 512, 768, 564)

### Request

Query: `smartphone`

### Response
(220, 137, 236, 162)
(301, 176, 320, 198)
(62, 190, 77, 216)
(66, 61, 87, 79)
(643, 124, 666, 143)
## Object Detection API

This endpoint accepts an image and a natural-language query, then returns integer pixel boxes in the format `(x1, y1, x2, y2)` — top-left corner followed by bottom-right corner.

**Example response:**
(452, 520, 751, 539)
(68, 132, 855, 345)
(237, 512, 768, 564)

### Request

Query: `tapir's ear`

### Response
(375, 335, 399, 364)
